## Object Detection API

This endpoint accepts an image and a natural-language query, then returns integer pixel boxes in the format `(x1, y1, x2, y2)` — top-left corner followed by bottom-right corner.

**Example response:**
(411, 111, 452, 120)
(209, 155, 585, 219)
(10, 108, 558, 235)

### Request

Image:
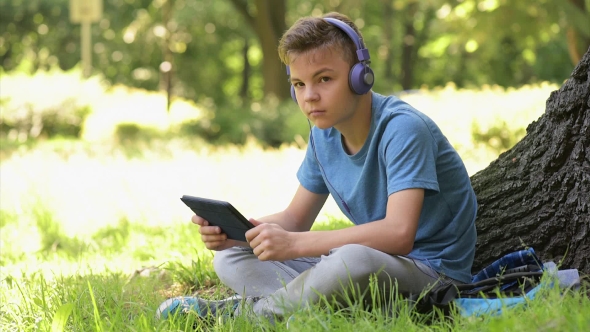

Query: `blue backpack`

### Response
(412, 248, 580, 317)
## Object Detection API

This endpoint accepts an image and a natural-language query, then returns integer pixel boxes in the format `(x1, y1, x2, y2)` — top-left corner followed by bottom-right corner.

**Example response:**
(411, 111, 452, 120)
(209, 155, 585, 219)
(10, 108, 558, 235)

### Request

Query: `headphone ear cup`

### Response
(290, 85, 297, 103)
(349, 63, 374, 95)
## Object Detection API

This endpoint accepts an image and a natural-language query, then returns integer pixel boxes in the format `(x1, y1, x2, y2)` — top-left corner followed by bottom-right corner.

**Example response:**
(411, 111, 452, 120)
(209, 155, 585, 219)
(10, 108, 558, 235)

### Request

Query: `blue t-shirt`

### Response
(297, 92, 477, 282)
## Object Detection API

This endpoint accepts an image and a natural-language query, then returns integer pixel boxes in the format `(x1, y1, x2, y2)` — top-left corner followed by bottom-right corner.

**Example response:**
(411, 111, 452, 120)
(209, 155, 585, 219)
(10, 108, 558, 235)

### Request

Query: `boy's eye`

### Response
(293, 82, 304, 87)
(320, 77, 331, 82)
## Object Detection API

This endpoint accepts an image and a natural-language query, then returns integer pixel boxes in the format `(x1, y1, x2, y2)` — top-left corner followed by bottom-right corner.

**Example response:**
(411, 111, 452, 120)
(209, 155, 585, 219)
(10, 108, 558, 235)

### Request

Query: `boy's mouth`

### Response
(308, 110, 325, 117)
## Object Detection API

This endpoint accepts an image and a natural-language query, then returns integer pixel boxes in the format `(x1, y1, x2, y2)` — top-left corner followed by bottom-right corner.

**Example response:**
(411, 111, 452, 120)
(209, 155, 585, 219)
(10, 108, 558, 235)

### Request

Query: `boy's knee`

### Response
(213, 246, 254, 279)
(331, 243, 377, 260)
(329, 244, 383, 278)
(212, 249, 229, 275)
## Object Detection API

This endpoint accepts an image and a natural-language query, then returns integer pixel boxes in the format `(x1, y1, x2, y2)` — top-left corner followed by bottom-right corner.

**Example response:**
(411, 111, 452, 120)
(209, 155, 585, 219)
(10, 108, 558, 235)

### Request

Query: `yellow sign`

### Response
(70, 0, 103, 23)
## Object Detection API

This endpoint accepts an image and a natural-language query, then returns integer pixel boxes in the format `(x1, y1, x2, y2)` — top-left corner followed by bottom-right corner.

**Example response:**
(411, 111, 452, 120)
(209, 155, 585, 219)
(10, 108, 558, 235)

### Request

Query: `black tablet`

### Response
(180, 195, 254, 242)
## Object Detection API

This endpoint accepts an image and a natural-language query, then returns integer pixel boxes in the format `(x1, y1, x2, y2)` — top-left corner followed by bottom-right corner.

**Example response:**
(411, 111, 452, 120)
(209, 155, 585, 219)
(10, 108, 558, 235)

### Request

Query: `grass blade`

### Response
(51, 303, 75, 332)
(88, 281, 103, 332)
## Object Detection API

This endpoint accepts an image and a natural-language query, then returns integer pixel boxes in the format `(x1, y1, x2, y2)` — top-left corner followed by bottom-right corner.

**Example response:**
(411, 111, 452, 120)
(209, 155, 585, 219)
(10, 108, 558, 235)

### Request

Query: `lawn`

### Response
(1, 75, 588, 331)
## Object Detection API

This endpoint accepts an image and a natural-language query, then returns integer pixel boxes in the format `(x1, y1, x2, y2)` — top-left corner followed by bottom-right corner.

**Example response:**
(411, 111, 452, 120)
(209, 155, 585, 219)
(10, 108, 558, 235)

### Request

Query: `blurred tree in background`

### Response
(0, 0, 588, 146)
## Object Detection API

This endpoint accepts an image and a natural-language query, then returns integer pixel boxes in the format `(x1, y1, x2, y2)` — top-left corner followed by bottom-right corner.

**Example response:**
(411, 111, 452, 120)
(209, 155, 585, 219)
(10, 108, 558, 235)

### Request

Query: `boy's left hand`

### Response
(246, 219, 297, 261)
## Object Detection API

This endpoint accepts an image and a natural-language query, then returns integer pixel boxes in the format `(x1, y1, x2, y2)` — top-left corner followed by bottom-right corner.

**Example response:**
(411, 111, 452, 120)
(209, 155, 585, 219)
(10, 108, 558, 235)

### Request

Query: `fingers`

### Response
(249, 218, 263, 227)
(245, 227, 260, 245)
(245, 219, 265, 243)
(193, 214, 223, 235)
(200, 231, 225, 240)
(198, 222, 225, 242)
(191, 214, 208, 226)
(246, 226, 267, 253)
(203, 240, 227, 250)
(251, 243, 266, 260)
(247, 223, 294, 262)
(192, 214, 229, 250)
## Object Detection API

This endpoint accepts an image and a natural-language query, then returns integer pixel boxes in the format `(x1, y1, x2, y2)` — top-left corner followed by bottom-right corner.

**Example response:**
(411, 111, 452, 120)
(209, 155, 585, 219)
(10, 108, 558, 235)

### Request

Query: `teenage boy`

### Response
(157, 11, 477, 321)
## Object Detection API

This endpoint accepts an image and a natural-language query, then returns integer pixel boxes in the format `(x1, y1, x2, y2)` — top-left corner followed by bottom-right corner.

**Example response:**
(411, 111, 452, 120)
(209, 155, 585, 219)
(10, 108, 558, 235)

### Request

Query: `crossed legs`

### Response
(213, 244, 441, 317)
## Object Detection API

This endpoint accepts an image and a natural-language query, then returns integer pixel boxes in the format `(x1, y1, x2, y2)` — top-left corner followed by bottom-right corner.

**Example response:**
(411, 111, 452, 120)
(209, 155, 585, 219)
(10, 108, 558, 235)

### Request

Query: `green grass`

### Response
(1, 205, 589, 331)
(1, 143, 589, 331)
(0, 209, 222, 331)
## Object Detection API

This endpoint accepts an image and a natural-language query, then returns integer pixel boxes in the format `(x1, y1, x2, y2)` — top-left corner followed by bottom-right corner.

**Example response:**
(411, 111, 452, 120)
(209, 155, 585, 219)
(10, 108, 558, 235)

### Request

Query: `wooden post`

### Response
(81, 21, 92, 78)
(70, 0, 103, 78)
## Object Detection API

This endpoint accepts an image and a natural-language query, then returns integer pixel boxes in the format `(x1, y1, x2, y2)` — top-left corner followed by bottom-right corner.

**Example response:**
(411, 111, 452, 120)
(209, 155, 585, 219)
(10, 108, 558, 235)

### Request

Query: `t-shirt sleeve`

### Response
(297, 136, 330, 194)
(382, 111, 440, 196)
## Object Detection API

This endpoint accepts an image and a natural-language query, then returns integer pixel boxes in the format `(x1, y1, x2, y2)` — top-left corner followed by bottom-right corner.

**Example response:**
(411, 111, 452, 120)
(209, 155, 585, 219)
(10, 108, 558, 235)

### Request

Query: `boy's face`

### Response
(288, 46, 361, 130)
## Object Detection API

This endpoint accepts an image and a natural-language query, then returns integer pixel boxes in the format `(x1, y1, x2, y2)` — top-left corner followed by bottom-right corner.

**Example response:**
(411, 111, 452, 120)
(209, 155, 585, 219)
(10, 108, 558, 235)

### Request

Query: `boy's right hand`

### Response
(191, 214, 246, 250)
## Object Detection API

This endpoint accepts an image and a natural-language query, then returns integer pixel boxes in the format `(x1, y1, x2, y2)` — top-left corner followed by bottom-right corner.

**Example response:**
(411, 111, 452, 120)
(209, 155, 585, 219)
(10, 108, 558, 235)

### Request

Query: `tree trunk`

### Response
(400, 1, 417, 90)
(381, 0, 395, 84)
(255, 0, 290, 101)
(565, 0, 590, 66)
(240, 38, 250, 101)
(470, 47, 590, 275)
(229, 0, 290, 101)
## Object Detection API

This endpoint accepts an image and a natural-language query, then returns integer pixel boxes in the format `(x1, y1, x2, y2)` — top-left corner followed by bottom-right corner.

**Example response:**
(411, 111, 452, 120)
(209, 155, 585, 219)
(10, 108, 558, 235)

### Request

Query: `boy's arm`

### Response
(196, 185, 326, 252)
(247, 188, 423, 261)
(256, 185, 329, 232)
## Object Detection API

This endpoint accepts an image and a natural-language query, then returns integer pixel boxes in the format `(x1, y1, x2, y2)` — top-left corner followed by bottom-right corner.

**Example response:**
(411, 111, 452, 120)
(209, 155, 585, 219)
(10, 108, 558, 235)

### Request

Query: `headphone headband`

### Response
(322, 18, 370, 62)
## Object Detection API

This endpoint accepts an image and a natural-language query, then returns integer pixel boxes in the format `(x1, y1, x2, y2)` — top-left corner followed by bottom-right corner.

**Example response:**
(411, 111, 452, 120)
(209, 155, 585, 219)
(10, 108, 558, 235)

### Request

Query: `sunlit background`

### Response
(0, 0, 586, 281)
(2, 1, 589, 329)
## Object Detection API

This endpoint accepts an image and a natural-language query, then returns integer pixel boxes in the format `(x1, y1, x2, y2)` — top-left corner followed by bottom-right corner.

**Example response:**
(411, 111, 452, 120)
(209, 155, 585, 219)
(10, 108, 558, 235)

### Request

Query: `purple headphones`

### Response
(286, 17, 375, 103)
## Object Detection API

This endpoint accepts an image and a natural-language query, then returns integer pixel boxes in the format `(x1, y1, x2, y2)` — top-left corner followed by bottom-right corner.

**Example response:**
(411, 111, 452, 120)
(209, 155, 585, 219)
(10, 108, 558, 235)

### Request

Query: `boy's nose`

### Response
(303, 87, 320, 102)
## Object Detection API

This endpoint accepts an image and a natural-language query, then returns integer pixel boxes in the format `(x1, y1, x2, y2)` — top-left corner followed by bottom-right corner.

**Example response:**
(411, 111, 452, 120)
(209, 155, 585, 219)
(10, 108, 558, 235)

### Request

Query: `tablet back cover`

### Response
(180, 196, 253, 242)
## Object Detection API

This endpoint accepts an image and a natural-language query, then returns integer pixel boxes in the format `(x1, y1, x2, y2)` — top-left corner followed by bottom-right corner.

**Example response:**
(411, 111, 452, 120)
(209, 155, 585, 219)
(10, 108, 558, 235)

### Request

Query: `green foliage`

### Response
(312, 218, 354, 231)
(165, 255, 222, 294)
(1, 202, 209, 266)
(560, 0, 590, 38)
(0, 97, 91, 141)
(0, 0, 254, 105)
(2, 1, 577, 149)
(114, 122, 144, 142)
(0, 0, 576, 107)
(471, 119, 526, 154)
(250, 98, 309, 148)
(0, 210, 27, 265)
(91, 218, 131, 254)
(179, 97, 306, 148)
(0, 209, 17, 228)
(34, 206, 87, 259)
(114, 122, 164, 143)
(179, 100, 252, 146)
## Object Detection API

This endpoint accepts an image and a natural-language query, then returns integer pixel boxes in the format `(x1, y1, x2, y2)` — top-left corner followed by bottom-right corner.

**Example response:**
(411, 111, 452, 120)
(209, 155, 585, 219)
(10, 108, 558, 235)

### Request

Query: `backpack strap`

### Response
(409, 282, 458, 315)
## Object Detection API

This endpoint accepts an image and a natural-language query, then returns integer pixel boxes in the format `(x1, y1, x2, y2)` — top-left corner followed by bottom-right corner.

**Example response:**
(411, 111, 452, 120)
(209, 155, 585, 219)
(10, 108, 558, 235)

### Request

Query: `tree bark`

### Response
(470, 47, 590, 275)
(400, 1, 417, 90)
(381, 0, 395, 83)
(254, 0, 290, 101)
(229, 0, 290, 101)
(240, 38, 250, 101)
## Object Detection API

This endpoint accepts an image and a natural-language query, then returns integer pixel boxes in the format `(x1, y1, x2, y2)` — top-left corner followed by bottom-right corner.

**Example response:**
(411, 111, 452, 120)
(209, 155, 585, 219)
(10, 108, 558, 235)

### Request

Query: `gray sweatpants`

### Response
(213, 244, 449, 317)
